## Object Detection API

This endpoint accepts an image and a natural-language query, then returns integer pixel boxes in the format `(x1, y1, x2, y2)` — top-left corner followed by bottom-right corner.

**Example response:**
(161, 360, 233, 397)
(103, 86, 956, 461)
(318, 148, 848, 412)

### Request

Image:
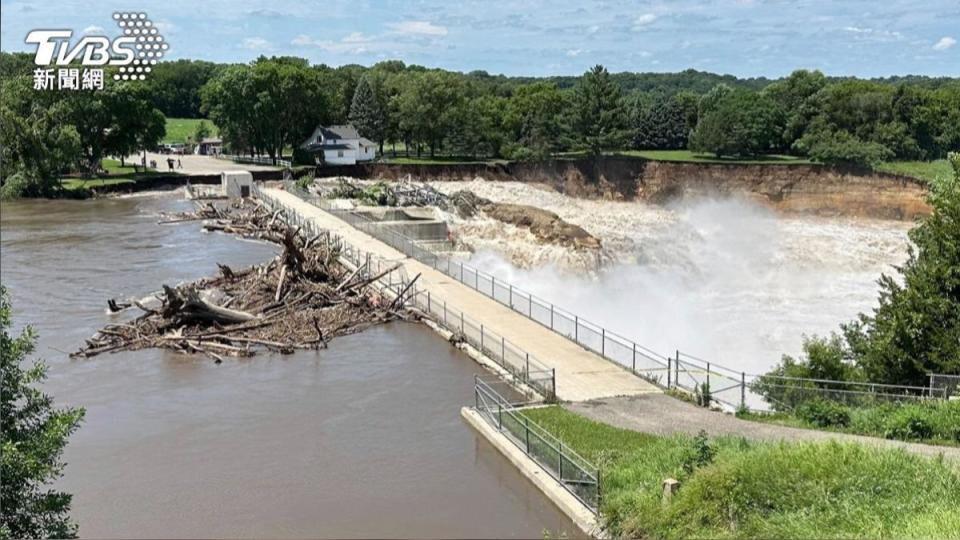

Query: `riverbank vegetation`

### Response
(737, 399, 960, 446)
(1, 287, 85, 538)
(756, 153, 959, 391)
(522, 405, 960, 539)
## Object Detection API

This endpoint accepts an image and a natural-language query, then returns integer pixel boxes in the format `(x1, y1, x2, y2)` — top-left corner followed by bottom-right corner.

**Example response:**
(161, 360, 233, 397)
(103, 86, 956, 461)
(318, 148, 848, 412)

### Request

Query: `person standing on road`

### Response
(167, 158, 174, 171)
(177, 158, 182, 169)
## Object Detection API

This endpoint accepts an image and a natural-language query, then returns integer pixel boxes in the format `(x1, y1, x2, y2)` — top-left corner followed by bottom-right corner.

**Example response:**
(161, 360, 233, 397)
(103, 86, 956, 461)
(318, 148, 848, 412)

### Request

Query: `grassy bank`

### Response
(521, 406, 960, 539)
(163, 117, 218, 144)
(61, 159, 173, 193)
(737, 399, 960, 447)
(875, 159, 952, 184)
(614, 149, 814, 165)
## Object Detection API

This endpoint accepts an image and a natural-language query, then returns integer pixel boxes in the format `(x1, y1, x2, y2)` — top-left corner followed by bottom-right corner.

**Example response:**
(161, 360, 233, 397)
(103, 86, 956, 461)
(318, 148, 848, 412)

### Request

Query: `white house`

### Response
(300, 124, 377, 165)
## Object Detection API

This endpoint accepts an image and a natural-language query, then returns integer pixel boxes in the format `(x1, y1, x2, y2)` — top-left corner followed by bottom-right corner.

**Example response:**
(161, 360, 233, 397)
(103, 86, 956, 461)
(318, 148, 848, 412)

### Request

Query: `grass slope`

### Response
(522, 406, 960, 539)
(875, 159, 952, 184)
(615, 149, 814, 164)
(163, 117, 218, 144)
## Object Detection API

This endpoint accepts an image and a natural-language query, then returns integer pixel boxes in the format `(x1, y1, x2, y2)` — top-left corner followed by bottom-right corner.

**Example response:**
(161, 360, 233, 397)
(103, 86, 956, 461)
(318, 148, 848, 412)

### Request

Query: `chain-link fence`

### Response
(254, 184, 556, 400)
(272, 182, 956, 413)
(474, 376, 600, 513)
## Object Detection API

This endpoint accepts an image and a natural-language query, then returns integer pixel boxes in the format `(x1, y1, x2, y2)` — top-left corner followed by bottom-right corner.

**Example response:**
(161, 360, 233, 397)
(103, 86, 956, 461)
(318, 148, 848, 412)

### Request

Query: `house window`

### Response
(338, 150, 344, 157)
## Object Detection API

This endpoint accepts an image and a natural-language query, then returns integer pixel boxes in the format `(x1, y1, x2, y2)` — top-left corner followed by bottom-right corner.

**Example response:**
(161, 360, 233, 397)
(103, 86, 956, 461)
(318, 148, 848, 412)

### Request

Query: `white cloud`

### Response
(933, 36, 956, 50)
(82, 25, 104, 34)
(342, 32, 373, 43)
(633, 13, 657, 30)
(242, 37, 272, 50)
(843, 26, 902, 40)
(385, 20, 448, 36)
(566, 48, 582, 57)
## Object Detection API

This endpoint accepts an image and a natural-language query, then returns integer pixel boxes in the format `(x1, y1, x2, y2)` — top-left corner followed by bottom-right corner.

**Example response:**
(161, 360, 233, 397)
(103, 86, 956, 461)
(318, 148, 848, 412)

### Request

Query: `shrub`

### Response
(796, 399, 851, 428)
(883, 407, 935, 440)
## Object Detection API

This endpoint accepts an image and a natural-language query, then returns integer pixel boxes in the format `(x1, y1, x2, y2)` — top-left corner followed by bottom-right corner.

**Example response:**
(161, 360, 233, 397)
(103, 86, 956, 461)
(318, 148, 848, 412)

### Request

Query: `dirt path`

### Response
(568, 393, 960, 460)
(135, 152, 281, 175)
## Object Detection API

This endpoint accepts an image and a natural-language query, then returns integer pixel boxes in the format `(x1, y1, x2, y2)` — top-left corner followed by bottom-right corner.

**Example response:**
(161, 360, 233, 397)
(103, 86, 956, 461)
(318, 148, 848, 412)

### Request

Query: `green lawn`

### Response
(61, 158, 175, 192)
(163, 117, 218, 144)
(520, 405, 960, 539)
(612, 149, 814, 164)
(875, 159, 952, 184)
(385, 156, 500, 165)
(61, 177, 135, 191)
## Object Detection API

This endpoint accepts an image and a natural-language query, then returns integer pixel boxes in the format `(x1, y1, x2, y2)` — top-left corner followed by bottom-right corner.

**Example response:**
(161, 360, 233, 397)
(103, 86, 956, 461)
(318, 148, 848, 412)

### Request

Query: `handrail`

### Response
(277, 181, 950, 411)
(253, 183, 556, 400)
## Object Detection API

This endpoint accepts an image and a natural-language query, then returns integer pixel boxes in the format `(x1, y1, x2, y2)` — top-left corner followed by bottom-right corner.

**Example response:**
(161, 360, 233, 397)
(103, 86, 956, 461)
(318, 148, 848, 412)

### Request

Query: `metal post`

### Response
(509, 285, 513, 306)
(491, 276, 495, 297)
(475, 269, 479, 289)
(460, 312, 464, 333)
(602, 328, 605, 356)
(675, 350, 680, 386)
(558, 441, 563, 480)
(498, 403, 502, 430)
(443, 301, 447, 325)
(480, 324, 484, 352)
(501, 337, 505, 362)
(706, 362, 711, 389)
(525, 353, 530, 377)
(427, 291, 431, 313)
(525, 417, 530, 453)
(460, 262, 464, 282)
(667, 355, 672, 388)
(550, 304, 554, 328)
(741, 372, 746, 408)
(632, 343, 637, 373)
(574, 315, 578, 341)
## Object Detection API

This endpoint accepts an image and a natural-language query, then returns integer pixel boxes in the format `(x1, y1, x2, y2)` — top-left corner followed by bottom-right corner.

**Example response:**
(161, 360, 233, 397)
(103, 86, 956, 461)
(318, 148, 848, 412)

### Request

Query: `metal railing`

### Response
(279, 181, 952, 412)
(473, 376, 600, 513)
(217, 154, 292, 168)
(929, 373, 960, 399)
(253, 183, 556, 400)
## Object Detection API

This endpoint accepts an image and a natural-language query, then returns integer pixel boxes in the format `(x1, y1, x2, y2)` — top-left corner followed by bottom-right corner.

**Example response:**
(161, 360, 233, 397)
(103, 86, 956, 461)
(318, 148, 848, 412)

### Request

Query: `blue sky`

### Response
(2, 0, 958, 78)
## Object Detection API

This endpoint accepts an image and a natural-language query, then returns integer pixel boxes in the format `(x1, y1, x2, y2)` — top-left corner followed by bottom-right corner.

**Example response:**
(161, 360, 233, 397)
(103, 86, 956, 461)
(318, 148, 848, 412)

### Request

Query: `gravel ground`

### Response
(568, 393, 960, 460)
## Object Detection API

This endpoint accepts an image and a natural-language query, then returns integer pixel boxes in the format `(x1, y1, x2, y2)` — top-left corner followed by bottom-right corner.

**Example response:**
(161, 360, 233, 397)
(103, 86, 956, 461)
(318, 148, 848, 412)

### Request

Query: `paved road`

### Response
(262, 187, 660, 402)
(569, 393, 960, 460)
(135, 153, 281, 175)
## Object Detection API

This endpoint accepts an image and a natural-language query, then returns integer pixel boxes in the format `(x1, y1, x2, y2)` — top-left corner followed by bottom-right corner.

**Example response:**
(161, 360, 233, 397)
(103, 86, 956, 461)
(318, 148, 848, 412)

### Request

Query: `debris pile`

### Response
(74, 199, 405, 362)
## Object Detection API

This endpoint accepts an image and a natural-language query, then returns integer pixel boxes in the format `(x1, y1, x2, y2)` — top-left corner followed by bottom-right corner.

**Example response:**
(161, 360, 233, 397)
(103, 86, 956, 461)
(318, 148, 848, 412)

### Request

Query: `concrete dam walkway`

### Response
(261, 187, 659, 402)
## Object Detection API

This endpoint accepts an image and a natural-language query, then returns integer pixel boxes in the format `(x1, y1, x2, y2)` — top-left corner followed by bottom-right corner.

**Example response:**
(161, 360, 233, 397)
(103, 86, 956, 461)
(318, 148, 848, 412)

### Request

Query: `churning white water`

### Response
(429, 180, 914, 374)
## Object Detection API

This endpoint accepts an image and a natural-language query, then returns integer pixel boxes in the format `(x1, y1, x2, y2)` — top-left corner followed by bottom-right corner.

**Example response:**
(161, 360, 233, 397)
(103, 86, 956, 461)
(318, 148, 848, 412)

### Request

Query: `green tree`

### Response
(690, 90, 784, 157)
(632, 94, 691, 150)
(792, 123, 894, 168)
(348, 75, 387, 153)
(193, 120, 211, 144)
(841, 152, 960, 384)
(758, 153, 960, 396)
(504, 83, 567, 159)
(570, 65, 629, 157)
(0, 77, 81, 198)
(1, 287, 85, 538)
(393, 70, 466, 157)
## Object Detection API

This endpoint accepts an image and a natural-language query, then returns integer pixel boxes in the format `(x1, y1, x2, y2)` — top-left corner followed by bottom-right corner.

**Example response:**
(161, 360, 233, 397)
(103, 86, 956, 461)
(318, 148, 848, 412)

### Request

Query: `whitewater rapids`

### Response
(428, 179, 914, 373)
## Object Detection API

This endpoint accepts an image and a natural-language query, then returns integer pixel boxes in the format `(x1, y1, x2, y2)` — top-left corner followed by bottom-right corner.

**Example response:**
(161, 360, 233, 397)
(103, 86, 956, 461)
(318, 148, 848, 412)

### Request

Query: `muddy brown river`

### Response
(0, 195, 577, 538)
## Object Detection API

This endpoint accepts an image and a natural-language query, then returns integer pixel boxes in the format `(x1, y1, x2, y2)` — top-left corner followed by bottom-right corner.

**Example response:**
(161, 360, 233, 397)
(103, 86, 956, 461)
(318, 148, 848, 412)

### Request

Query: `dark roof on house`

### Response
(320, 125, 359, 140)
(300, 124, 362, 150)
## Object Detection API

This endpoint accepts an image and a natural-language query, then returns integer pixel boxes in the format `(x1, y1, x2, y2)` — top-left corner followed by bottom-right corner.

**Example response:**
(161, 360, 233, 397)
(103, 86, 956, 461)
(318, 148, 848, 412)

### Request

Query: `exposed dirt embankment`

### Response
(638, 162, 931, 220)
(324, 158, 931, 221)
(483, 203, 601, 250)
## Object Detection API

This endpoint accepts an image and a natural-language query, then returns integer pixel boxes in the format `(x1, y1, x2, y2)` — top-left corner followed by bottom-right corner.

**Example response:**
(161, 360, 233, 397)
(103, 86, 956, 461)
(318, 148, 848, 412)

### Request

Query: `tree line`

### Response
(191, 55, 959, 165)
(1, 50, 958, 198)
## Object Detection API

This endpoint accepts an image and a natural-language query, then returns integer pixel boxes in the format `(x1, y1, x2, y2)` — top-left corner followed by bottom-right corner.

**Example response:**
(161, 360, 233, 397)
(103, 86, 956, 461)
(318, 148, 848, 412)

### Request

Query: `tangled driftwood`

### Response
(73, 199, 407, 362)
